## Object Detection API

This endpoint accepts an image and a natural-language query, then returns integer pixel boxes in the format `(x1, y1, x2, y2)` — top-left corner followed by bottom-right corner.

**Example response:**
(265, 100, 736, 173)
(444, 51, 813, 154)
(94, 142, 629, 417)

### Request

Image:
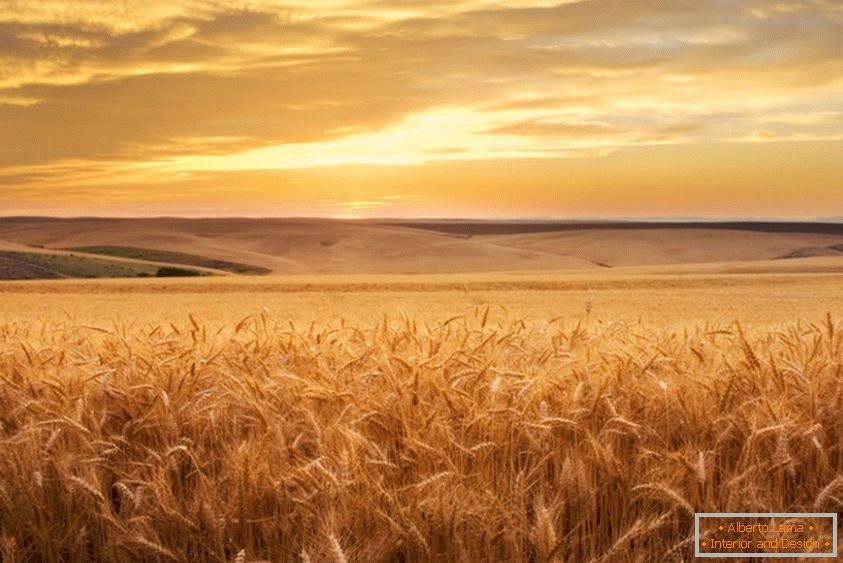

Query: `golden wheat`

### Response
(0, 311, 841, 561)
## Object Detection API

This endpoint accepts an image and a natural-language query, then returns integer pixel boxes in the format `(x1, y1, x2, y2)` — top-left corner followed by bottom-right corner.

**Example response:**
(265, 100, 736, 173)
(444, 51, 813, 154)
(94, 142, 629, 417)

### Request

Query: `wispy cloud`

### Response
(0, 0, 841, 216)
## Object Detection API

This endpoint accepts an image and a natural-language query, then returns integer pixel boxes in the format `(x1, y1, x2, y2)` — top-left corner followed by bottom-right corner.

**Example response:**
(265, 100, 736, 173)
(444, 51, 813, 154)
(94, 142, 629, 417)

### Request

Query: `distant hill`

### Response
(1, 217, 842, 277)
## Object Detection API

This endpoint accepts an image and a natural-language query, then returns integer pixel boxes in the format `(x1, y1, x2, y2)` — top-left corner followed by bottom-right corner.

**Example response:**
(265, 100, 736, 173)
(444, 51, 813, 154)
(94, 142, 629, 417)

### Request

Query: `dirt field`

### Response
(2, 217, 842, 275)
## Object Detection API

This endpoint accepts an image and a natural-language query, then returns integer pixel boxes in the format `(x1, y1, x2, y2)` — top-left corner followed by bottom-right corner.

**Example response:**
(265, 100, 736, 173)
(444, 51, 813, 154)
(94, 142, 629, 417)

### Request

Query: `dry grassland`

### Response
(0, 274, 841, 561)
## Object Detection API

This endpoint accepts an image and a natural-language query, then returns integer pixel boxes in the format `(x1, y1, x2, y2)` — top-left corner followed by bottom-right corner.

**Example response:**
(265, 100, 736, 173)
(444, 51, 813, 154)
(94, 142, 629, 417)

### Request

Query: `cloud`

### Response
(0, 0, 841, 216)
(484, 120, 622, 137)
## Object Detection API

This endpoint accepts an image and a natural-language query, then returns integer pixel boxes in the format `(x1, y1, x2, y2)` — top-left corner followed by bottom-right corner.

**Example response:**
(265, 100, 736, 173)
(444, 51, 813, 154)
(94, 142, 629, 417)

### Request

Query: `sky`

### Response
(0, 0, 842, 218)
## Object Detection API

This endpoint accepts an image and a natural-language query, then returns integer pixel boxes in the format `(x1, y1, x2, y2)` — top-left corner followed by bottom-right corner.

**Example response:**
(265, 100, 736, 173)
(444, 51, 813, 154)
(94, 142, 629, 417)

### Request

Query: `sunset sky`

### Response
(1, 0, 842, 218)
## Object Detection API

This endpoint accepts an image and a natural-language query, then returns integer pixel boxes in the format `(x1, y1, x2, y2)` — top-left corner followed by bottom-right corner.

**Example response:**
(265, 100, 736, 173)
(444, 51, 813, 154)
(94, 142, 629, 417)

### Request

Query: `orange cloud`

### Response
(0, 0, 841, 217)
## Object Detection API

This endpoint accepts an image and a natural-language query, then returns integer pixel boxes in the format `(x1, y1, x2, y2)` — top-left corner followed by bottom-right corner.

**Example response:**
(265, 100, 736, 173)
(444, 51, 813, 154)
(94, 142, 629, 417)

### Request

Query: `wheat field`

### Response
(0, 276, 842, 562)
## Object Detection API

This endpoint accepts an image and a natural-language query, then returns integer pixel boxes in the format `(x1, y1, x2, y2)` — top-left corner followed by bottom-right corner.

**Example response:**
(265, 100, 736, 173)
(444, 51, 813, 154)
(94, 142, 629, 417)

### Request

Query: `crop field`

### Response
(0, 273, 842, 562)
(0, 251, 163, 280)
(64, 247, 270, 276)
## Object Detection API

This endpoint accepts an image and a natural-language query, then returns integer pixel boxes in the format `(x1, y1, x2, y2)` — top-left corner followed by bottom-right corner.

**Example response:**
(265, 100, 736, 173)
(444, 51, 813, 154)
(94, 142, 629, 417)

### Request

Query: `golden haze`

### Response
(1, 1, 842, 217)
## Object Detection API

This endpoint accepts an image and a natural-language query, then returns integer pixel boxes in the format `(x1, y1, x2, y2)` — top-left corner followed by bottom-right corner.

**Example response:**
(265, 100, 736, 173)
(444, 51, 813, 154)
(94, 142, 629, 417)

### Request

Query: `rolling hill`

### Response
(0, 217, 841, 278)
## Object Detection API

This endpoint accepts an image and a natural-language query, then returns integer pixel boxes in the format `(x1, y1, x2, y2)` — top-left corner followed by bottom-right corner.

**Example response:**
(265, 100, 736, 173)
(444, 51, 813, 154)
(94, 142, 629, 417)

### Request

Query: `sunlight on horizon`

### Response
(0, 0, 841, 217)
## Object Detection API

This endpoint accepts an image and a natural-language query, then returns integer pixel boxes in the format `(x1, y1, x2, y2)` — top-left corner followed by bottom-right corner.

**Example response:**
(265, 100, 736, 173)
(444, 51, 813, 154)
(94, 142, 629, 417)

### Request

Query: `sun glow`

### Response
(1, 0, 841, 217)
(157, 109, 534, 170)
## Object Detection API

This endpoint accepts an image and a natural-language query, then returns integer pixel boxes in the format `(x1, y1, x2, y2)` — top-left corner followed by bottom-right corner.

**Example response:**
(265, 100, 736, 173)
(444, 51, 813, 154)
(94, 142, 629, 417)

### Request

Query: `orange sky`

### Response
(1, 0, 842, 218)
